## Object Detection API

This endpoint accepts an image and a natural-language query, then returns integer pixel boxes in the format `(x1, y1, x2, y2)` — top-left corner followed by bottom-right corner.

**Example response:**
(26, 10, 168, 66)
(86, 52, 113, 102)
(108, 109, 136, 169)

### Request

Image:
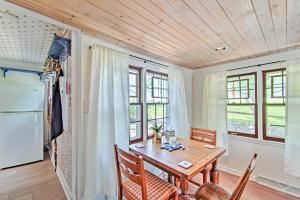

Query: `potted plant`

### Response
(150, 122, 163, 143)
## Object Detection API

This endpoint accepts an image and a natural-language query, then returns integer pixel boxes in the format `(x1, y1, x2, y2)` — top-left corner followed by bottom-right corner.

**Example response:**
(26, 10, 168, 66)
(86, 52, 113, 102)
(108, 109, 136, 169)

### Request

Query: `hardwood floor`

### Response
(0, 153, 66, 200)
(189, 171, 300, 200)
(0, 154, 298, 200)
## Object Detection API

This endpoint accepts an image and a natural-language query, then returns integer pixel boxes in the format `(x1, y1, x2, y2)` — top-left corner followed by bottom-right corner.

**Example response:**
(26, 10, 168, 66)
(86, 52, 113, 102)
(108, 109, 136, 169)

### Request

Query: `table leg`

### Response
(210, 160, 219, 184)
(174, 177, 179, 187)
(203, 165, 211, 184)
(179, 176, 189, 200)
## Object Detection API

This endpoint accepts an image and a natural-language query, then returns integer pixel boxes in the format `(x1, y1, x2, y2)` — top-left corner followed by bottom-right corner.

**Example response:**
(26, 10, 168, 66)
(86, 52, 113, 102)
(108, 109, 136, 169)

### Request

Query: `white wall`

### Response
(0, 58, 42, 71)
(192, 49, 300, 188)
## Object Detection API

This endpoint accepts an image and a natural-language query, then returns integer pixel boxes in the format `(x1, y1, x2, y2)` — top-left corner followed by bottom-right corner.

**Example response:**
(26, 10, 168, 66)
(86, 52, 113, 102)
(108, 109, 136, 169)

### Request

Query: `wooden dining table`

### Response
(129, 138, 226, 200)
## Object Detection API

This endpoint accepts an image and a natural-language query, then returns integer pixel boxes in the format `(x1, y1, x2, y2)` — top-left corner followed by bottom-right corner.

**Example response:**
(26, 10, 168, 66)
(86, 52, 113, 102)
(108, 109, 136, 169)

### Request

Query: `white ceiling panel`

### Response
(0, 10, 62, 65)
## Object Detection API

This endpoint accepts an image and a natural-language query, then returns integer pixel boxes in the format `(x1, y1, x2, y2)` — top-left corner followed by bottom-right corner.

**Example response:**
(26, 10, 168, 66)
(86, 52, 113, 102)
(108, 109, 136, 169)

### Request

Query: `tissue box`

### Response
(162, 130, 176, 144)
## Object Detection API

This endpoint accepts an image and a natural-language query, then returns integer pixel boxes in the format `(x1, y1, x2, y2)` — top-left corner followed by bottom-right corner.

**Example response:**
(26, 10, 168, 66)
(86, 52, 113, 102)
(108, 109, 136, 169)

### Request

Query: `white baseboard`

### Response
(56, 166, 72, 200)
(218, 164, 300, 198)
(48, 152, 72, 200)
(218, 164, 257, 181)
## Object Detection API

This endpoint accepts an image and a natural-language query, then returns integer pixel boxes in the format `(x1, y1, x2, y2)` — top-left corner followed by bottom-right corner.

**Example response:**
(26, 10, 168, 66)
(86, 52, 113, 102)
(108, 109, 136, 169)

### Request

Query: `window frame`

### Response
(262, 68, 286, 143)
(145, 70, 169, 140)
(129, 65, 143, 144)
(227, 72, 258, 139)
(129, 71, 138, 98)
(227, 78, 250, 100)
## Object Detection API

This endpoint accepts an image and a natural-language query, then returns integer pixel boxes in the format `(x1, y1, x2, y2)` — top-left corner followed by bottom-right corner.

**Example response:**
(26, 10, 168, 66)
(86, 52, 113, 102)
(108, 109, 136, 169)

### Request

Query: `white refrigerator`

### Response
(0, 83, 44, 169)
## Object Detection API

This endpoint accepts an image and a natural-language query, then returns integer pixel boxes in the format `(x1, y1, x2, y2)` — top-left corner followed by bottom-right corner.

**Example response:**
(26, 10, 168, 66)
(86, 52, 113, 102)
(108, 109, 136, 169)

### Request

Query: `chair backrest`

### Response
(230, 153, 258, 200)
(190, 127, 217, 146)
(114, 144, 147, 200)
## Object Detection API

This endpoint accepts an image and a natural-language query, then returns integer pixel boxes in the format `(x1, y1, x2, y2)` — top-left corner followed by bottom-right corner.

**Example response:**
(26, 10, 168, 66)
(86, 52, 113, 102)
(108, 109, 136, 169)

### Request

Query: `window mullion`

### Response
(142, 68, 147, 142)
(257, 69, 263, 140)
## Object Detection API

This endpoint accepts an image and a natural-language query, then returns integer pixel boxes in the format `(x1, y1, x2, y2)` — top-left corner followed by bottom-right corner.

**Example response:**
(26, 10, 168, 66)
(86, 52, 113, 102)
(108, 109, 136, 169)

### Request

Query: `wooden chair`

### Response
(190, 127, 217, 146)
(194, 153, 258, 200)
(188, 127, 217, 186)
(114, 144, 178, 200)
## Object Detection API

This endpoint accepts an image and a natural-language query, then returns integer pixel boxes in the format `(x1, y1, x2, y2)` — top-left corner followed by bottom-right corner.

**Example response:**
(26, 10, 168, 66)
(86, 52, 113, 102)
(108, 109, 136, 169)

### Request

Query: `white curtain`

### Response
(82, 45, 130, 200)
(168, 67, 190, 138)
(285, 62, 300, 178)
(201, 72, 228, 149)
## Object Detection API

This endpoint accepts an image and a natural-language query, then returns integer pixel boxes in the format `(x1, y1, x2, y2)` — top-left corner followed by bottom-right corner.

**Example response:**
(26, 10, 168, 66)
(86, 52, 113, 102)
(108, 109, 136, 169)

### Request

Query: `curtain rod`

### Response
(88, 45, 169, 68)
(129, 55, 169, 68)
(227, 60, 286, 72)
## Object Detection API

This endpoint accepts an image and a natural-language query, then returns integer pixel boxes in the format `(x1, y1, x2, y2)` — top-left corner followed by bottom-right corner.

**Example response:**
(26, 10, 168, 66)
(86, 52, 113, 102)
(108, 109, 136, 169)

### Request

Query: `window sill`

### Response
(129, 138, 143, 144)
(228, 134, 285, 148)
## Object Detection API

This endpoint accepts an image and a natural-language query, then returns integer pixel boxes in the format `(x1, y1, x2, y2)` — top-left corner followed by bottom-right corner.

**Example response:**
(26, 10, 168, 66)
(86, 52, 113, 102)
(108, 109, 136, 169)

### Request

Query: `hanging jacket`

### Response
(51, 74, 64, 140)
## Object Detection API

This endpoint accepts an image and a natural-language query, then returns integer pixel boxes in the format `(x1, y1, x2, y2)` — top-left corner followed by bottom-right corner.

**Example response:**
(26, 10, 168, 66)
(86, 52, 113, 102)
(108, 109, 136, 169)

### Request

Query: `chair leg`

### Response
(168, 173, 173, 183)
(174, 177, 179, 187)
(172, 191, 178, 200)
(118, 193, 122, 200)
(168, 174, 179, 187)
(174, 193, 178, 200)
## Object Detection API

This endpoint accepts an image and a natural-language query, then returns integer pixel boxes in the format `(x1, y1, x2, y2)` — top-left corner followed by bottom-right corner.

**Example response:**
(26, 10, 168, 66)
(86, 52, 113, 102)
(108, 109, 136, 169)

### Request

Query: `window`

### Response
(128, 67, 169, 143)
(263, 68, 286, 142)
(227, 73, 257, 138)
(146, 70, 169, 139)
(129, 66, 143, 143)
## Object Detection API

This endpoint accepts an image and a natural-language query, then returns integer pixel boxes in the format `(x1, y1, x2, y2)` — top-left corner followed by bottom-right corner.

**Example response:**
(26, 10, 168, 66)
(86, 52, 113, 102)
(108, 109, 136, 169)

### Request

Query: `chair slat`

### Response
(120, 164, 142, 185)
(192, 134, 215, 140)
(191, 127, 217, 146)
(118, 154, 140, 174)
(117, 146, 141, 163)
(191, 127, 216, 134)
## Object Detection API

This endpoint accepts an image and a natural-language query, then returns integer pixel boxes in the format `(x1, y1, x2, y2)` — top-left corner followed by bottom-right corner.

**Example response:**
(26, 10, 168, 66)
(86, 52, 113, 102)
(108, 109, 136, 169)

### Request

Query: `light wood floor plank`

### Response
(0, 154, 66, 200)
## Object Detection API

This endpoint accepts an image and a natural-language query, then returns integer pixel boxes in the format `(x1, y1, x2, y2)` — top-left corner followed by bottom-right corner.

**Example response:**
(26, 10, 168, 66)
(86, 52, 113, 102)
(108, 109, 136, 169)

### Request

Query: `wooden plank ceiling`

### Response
(7, 0, 300, 69)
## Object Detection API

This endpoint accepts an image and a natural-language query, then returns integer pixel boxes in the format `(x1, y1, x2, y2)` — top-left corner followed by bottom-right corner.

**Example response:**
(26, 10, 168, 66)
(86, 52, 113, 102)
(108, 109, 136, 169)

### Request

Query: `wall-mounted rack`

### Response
(0, 67, 43, 80)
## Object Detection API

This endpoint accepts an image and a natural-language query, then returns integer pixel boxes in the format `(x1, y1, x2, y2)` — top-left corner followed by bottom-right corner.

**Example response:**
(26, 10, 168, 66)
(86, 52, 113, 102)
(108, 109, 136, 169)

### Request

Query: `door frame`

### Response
(0, 1, 82, 199)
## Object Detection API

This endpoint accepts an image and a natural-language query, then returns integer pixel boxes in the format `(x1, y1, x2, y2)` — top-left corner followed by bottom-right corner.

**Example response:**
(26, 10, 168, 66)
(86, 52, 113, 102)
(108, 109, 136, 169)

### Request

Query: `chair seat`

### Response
(123, 170, 177, 200)
(194, 183, 231, 200)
